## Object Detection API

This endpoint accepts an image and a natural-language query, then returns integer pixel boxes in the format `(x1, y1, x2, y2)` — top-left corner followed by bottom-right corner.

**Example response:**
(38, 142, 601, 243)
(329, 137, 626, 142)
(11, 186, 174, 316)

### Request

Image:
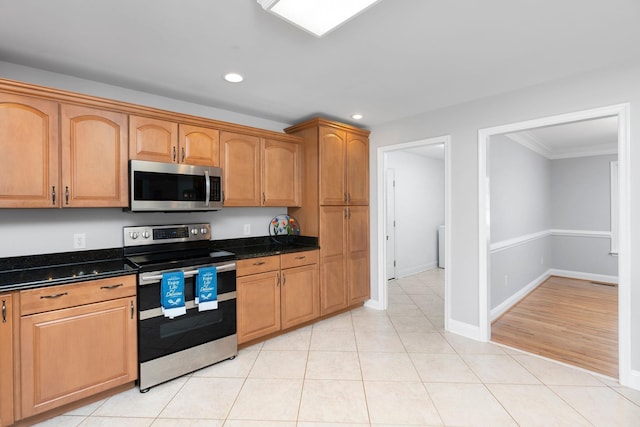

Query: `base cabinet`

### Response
(0, 293, 14, 427)
(19, 276, 137, 419)
(237, 251, 319, 344)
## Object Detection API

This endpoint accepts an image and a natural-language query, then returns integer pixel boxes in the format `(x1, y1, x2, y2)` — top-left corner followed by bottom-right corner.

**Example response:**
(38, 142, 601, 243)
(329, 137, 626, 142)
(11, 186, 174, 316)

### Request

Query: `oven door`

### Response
(137, 262, 236, 363)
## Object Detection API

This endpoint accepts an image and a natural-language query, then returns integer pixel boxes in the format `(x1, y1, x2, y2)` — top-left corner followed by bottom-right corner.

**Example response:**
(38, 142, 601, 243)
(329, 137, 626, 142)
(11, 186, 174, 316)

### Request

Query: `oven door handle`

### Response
(140, 262, 236, 283)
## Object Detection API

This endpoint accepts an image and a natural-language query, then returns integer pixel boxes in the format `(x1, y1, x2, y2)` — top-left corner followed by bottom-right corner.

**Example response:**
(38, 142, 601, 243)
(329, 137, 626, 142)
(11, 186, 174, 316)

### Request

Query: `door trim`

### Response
(477, 103, 632, 386)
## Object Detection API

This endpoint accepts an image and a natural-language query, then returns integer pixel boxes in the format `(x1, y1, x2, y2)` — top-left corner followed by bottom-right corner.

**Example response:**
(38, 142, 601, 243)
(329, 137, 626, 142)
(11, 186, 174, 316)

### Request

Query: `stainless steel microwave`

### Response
(128, 160, 223, 212)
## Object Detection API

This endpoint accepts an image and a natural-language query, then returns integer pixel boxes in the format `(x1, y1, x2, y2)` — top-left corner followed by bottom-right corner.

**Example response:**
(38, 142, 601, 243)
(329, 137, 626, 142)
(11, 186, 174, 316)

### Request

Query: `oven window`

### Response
(138, 299, 236, 363)
(134, 171, 220, 202)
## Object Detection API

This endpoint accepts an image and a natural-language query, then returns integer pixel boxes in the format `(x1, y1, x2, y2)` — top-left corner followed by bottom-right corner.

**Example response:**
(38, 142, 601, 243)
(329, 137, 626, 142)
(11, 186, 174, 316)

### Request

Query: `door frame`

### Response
(477, 103, 632, 385)
(375, 135, 451, 327)
(385, 168, 397, 280)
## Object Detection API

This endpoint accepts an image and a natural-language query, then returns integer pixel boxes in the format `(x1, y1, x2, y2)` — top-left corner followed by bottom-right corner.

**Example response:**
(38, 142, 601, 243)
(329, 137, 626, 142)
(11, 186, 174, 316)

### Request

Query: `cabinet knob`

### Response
(173, 146, 177, 162)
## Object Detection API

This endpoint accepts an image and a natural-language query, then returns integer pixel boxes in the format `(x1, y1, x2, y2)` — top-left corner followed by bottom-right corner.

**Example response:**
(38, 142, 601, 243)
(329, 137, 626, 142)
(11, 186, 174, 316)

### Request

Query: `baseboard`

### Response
(624, 370, 640, 391)
(490, 270, 550, 321)
(446, 318, 482, 341)
(549, 269, 618, 285)
(397, 261, 437, 278)
(364, 298, 384, 310)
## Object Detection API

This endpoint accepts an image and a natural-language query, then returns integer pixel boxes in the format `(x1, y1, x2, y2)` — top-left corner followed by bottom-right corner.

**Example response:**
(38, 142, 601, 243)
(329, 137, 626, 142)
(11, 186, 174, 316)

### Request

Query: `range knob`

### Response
(129, 232, 139, 240)
(191, 228, 199, 235)
(141, 231, 150, 239)
(200, 227, 208, 235)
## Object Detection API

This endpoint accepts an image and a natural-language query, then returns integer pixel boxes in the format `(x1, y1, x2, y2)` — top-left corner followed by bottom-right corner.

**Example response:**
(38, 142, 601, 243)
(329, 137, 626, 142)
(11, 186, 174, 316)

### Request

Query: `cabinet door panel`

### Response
(0, 294, 14, 427)
(347, 133, 369, 205)
(281, 264, 319, 329)
(237, 271, 280, 344)
(129, 116, 177, 163)
(262, 139, 301, 206)
(348, 206, 370, 305)
(220, 132, 261, 206)
(61, 105, 128, 207)
(319, 206, 348, 315)
(179, 124, 219, 166)
(319, 127, 346, 205)
(20, 297, 137, 418)
(0, 93, 59, 207)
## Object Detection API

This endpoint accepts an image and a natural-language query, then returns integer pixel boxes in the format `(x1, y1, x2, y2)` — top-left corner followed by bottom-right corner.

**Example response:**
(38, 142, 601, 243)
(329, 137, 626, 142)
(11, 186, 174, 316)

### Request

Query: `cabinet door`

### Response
(319, 206, 348, 315)
(178, 124, 220, 166)
(129, 115, 178, 163)
(61, 104, 128, 207)
(20, 297, 137, 418)
(0, 294, 14, 427)
(346, 133, 369, 205)
(220, 132, 261, 206)
(262, 139, 301, 206)
(319, 127, 347, 205)
(237, 271, 280, 344)
(348, 206, 370, 305)
(281, 263, 319, 330)
(0, 93, 59, 207)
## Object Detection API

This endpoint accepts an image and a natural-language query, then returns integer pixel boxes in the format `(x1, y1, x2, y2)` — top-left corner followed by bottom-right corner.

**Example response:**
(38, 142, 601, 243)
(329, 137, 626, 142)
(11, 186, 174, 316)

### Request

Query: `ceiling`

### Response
(1, 0, 639, 129)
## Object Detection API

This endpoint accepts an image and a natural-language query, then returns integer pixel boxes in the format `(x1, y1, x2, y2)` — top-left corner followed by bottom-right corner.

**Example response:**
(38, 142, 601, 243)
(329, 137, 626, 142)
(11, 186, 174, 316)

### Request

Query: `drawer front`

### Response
(20, 275, 136, 316)
(281, 250, 318, 269)
(236, 255, 280, 277)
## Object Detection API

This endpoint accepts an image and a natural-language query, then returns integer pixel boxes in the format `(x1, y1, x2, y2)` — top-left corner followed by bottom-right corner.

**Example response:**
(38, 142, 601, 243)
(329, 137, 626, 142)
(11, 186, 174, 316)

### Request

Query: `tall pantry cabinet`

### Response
(286, 118, 370, 316)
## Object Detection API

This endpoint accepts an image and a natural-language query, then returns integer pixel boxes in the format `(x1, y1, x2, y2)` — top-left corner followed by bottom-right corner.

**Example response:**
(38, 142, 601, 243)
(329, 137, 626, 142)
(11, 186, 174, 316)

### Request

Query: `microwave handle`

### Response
(204, 170, 210, 207)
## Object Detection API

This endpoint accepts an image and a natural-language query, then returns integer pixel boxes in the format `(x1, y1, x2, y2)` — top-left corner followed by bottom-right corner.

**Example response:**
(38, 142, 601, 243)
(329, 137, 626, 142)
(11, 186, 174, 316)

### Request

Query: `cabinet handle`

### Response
(40, 292, 68, 299)
(51, 186, 56, 205)
(282, 273, 286, 286)
(172, 146, 177, 162)
(347, 193, 351, 203)
(181, 147, 185, 162)
(130, 300, 135, 319)
(276, 272, 280, 286)
(2, 299, 6, 323)
(344, 193, 348, 203)
(253, 261, 266, 266)
(65, 186, 69, 205)
(295, 255, 306, 260)
(344, 208, 347, 219)
(262, 192, 266, 204)
(100, 283, 123, 290)
(348, 207, 351, 219)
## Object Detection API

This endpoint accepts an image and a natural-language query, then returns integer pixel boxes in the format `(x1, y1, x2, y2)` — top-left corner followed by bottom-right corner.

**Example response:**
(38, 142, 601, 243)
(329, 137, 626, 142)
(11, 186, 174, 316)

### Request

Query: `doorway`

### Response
(376, 136, 451, 326)
(478, 104, 631, 384)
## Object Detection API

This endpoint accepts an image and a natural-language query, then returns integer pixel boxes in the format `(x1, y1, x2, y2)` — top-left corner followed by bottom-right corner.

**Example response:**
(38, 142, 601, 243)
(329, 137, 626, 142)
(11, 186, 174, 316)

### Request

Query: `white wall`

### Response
(386, 151, 444, 277)
(0, 61, 294, 257)
(369, 61, 640, 376)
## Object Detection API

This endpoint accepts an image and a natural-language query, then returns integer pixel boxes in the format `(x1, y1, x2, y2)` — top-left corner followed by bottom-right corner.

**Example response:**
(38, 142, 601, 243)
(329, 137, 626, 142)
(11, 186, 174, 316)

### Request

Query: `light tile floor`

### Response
(35, 268, 640, 426)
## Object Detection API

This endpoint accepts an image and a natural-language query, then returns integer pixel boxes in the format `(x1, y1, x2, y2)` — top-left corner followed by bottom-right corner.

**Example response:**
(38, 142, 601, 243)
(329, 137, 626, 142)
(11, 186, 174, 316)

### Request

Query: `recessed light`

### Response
(224, 73, 244, 83)
(351, 113, 363, 120)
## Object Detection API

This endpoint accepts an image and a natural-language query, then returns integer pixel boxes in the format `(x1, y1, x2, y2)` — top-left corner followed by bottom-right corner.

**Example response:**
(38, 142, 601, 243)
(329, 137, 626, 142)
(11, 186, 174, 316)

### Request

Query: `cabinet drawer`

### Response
(20, 275, 136, 316)
(281, 250, 318, 269)
(236, 255, 280, 277)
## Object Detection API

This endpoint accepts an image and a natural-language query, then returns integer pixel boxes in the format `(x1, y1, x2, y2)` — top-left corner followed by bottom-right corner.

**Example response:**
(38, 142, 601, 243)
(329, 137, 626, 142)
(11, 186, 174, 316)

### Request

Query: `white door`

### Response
(385, 169, 396, 280)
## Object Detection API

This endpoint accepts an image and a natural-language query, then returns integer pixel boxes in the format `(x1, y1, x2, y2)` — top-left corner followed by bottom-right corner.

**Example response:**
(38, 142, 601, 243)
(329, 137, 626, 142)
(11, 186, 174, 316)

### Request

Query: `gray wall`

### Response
(369, 60, 640, 375)
(386, 151, 444, 277)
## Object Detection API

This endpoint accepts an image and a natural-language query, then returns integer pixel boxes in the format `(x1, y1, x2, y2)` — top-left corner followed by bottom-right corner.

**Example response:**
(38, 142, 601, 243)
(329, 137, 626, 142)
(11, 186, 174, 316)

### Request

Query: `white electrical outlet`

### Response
(243, 224, 251, 236)
(73, 233, 86, 249)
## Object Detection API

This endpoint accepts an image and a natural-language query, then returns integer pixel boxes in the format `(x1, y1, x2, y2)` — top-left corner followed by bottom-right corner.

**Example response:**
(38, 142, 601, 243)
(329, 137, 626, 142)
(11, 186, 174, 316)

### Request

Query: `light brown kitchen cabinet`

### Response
(286, 118, 370, 314)
(61, 104, 128, 207)
(129, 115, 178, 163)
(19, 275, 137, 419)
(178, 124, 220, 166)
(0, 293, 14, 427)
(0, 93, 59, 208)
(237, 250, 319, 344)
(221, 132, 302, 207)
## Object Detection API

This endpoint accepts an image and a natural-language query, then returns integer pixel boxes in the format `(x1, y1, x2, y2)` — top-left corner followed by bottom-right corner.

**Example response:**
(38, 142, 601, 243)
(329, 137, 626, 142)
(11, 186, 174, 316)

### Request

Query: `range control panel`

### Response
(123, 223, 211, 247)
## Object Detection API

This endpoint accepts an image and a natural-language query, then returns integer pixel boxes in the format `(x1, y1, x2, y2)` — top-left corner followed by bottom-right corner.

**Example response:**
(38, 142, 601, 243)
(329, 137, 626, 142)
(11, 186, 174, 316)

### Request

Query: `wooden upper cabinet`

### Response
(61, 104, 128, 207)
(129, 115, 178, 163)
(0, 93, 59, 208)
(178, 124, 220, 166)
(262, 139, 301, 207)
(319, 127, 347, 205)
(347, 133, 369, 205)
(220, 131, 261, 206)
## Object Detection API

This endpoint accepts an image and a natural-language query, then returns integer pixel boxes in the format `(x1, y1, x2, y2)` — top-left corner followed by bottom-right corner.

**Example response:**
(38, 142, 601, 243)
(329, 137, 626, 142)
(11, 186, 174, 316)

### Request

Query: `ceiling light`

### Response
(224, 72, 244, 83)
(351, 113, 363, 120)
(258, 0, 382, 37)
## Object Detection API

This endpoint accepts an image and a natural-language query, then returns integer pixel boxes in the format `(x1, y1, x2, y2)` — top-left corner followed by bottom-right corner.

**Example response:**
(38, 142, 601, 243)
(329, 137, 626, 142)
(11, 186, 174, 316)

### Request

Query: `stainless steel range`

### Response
(123, 223, 237, 392)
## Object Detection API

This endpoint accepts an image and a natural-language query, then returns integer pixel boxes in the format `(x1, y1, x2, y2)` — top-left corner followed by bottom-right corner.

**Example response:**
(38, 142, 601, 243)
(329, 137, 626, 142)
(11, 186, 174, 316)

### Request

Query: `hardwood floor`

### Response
(491, 275, 618, 378)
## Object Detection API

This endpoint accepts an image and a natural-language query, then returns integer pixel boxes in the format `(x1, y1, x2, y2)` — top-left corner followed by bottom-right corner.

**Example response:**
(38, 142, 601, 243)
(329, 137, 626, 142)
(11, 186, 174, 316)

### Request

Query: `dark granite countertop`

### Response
(0, 236, 318, 292)
(0, 248, 136, 292)
(211, 235, 319, 259)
